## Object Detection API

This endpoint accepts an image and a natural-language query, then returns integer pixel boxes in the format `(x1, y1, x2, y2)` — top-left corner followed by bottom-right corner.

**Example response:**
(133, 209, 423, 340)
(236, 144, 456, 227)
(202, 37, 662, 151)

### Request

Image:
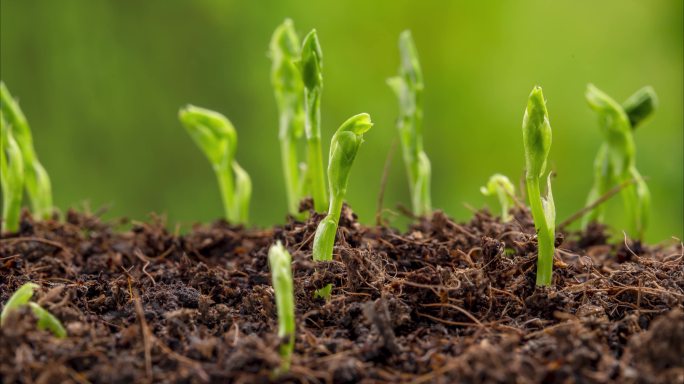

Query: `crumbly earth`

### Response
(0, 206, 682, 384)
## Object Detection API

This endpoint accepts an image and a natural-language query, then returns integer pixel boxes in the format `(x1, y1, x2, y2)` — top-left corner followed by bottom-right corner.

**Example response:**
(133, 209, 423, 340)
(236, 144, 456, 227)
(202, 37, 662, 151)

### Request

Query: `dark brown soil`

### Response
(1, 207, 682, 383)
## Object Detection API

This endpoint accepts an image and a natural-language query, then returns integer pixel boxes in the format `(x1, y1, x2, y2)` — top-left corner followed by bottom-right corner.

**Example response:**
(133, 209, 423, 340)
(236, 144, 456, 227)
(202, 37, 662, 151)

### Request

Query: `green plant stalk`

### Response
(581, 84, 652, 238)
(271, 19, 306, 217)
(312, 114, 373, 298)
(1, 114, 25, 233)
(268, 242, 295, 374)
(0, 82, 53, 220)
(522, 86, 555, 287)
(388, 30, 432, 217)
(300, 30, 328, 212)
(178, 105, 250, 224)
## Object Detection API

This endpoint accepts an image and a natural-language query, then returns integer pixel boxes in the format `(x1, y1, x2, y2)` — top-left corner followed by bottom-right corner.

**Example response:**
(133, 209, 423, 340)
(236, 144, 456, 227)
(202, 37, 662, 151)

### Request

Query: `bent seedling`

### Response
(268, 242, 295, 375)
(522, 86, 556, 287)
(312, 113, 373, 298)
(270, 19, 307, 218)
(1, 282, 66, 338)
(581, 84, 653, 239)
(480, 173, 516, 222)
(0, 82, 53, 220)
(388, 31, 432, 217)
(178, 105, 252, 224)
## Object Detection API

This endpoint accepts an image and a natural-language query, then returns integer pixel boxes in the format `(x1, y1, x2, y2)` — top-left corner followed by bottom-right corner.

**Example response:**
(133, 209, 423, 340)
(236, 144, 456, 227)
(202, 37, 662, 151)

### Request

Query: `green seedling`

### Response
(387, 30, 432, 217)
(522, 86, 556, 287)
(1, 112, 25, 233)
(178, 105, 252, 224)
(1, 282, 66, 338)
(480, 173, 516, 222)
(312, 113, 372, 297)
(581, 84, 652, 239)
(268, 241, 295, 374)
(270, 19, 307, 217)
(0, 82, 53, 220)
(300, 30, 328, 212)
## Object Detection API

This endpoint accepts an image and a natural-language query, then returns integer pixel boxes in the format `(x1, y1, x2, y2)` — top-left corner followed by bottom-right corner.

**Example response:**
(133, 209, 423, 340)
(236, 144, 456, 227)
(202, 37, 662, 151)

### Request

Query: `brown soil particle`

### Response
(1, 207, 682, 383)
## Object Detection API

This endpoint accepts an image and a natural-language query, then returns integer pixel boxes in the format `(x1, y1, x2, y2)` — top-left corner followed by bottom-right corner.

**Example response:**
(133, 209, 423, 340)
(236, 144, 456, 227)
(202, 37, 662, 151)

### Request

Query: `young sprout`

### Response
(268, 241, 295, 374)
(1, 282, 66, 338)
(581, 84, 652, 239)
(178, 105, 252, 224)
(480, 173, 516, 222)
(387, 30, 432, 217)
(1, 112, 25, 233)
(0, 82, 53, 220)
(300, 30, 328, 212)
(270, 19, 307, 217)
(312, 113, 372, 262)
(522, 86, 556, 287)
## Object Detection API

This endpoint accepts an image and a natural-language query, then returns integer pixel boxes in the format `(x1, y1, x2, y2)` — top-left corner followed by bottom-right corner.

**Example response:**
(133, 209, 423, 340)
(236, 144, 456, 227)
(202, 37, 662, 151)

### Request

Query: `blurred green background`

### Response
(1, 0, 682, 242)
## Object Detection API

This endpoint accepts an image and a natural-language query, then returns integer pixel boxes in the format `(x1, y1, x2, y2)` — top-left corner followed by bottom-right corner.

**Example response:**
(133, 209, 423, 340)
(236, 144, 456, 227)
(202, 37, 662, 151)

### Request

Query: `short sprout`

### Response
(1, 282, 66, 338)
(268, 241, 295, 374)
(480, 173, 516, 222)
(1, 112, 25, 233)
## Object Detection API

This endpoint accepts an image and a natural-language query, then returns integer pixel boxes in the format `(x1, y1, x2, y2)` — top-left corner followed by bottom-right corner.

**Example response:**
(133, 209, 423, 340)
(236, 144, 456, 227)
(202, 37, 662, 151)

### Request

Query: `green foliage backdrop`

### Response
(1, 0, 682, 241)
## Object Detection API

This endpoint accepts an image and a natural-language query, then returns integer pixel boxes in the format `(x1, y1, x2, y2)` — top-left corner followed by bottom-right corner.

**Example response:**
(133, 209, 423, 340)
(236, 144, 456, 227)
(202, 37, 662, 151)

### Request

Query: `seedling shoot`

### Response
(178, 105, 252, 224)
(581, 84, 652, 239)
(268, 241, 296, 374)
(522, 86, 556, 287)
(480, 173, 516, 222)
(300, 30, 328, 212)
(1, 282, 66, 338)
(387, 31, 432, 217)
(1, 112, 25, 233)
(270, 19, 307, 217)
(312, 113, 372, 298)
(0, 82, 53, 220)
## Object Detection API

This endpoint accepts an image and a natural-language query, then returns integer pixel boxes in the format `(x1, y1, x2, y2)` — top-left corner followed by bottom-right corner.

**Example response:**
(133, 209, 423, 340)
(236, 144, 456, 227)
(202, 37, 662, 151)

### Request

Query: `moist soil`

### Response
(0, 206, 682, 384)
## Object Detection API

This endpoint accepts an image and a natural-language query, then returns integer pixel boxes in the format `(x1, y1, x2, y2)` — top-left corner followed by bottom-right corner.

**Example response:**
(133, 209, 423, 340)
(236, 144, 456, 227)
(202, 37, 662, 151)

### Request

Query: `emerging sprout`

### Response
(268, 241, 295, 374)
(270, 19, 307, 217)
(178, 105, 252, 224)
(480, 173, 516, 222)
(312, 113, 372, 298)
(581, 84, 652, 239)
(300, 30, 328, 212)
(387, 31, 432, 217)
(1, 112, 25, 233)
(0, 82, 53, 220)
(522, 86, 556, 287)
(1, 282, 66, 338)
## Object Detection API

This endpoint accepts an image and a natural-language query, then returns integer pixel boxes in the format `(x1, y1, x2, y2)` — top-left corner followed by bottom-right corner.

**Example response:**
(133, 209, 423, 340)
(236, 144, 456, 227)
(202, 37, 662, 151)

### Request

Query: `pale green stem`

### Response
(215, 166, 236, 223)
(304, 88, 327, 212)
(526, 178, 554, 286)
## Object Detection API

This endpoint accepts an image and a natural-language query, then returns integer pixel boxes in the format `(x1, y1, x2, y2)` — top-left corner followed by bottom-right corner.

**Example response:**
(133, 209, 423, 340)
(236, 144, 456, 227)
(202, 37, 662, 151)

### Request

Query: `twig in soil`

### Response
(558, 178, 638, 230)
(1, 236, 74, 258)
(376, 138, 397, 226)
(134, 249, 156, 285)
(420, 302, 484, 328)
(415, 311, 483, 327)
(133, 293, 153, 382)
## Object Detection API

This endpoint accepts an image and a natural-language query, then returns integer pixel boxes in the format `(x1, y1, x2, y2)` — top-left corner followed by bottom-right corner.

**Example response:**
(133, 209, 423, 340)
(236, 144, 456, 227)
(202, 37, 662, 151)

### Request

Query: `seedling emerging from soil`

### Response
(480, 173, 516, 222)
(313, 113, 372, 297)
(300, 30, 328, 212)
(268, 242, 295, 374)
(178, 105, 252, 224)
(0, 82, 53, 220)
(1, 112, 25, 233)
(522, 86, 556, 287)
(1, 282, 66, 338)
(387, 31, 432, 217)
(581, 84, 652, 239)
(270, 19, 307, 217)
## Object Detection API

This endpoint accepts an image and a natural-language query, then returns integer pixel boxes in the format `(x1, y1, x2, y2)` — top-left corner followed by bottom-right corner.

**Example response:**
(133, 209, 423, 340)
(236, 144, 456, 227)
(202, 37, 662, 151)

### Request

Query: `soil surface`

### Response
(1, 206, 682, 383)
